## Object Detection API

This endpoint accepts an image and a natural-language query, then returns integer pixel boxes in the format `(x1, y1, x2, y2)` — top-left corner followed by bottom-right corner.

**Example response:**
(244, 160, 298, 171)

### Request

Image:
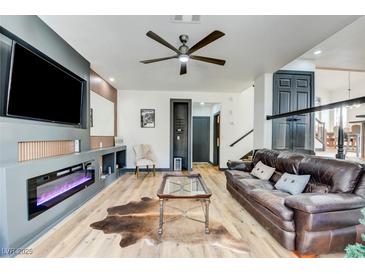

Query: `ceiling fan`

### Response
(140, 30, 226, 75)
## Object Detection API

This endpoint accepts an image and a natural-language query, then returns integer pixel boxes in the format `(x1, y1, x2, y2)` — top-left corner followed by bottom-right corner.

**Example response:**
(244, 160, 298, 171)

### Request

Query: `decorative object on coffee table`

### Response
(157, 173, 212, 235)
(141, 109, 155, 128)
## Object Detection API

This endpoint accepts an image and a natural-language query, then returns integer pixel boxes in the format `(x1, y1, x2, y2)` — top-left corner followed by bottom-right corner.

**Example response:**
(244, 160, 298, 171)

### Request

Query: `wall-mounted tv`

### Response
(6, 42, 85, 125)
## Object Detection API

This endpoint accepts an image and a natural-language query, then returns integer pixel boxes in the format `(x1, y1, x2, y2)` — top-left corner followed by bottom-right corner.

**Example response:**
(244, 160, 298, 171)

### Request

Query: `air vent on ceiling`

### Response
(171, 15, 201, 24)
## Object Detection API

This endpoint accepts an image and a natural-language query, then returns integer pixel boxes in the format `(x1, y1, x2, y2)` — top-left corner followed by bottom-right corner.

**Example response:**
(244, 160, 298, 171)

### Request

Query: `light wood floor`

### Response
(18, 163, 342, 258)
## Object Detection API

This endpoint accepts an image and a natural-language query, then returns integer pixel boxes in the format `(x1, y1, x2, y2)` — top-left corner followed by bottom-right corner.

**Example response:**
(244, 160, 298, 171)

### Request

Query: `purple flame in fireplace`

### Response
(37, 175, 92, 206)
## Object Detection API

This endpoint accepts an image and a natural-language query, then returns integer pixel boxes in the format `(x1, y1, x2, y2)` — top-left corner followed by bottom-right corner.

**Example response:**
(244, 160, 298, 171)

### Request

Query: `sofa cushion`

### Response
(225, 170, 254, 180)
(354, 171, 365, 198)
(236, 178, 275, 193)
(275, 151, 305, 174)
(298, 156, 363, 193)
(227, 160, 253, 172)
(275, 172, 310, 195)
(285, 193, 365, 214)
(270, 170, 283, 183)
(305, 182, 330, 194)
(249, 189, 294, 221)
(252, 149, 280, 168)
(251, 161, 276, 180)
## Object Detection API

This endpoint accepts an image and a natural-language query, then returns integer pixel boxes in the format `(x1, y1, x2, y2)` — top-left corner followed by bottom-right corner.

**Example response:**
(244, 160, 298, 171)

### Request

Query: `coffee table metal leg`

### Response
(205, 199, 210, 234)
(158, 199, 164, 235)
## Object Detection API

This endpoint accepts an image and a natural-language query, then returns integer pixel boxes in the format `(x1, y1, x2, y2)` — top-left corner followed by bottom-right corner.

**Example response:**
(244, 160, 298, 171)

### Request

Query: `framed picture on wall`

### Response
(141, 109, 155, 128)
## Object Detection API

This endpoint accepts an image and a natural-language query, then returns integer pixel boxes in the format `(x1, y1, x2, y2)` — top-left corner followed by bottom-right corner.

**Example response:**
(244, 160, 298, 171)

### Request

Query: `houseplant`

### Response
(345, 208, 365, 258)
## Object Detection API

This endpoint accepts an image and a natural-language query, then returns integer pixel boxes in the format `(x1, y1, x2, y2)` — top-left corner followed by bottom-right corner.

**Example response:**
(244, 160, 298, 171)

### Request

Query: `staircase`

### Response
(315, 118, 326, 151)
(241, 150, 254, 160)
(229, 129, 254, 161)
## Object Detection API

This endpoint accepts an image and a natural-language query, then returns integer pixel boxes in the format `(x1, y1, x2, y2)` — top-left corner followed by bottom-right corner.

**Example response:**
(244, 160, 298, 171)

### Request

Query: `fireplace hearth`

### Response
(27, 161, 95, 220)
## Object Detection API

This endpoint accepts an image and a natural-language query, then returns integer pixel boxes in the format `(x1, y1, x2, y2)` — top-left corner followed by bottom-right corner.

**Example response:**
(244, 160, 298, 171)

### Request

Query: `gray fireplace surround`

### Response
(0, 146, 126, 257)
(0, 16, 126, 257)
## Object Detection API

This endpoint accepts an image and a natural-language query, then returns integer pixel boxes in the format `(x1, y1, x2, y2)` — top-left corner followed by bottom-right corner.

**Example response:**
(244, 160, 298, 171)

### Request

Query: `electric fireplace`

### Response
(27, 161, 95, 220)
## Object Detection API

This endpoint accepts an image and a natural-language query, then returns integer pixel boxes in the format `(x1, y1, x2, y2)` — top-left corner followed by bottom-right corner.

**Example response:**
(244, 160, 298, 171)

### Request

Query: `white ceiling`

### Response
(301, 16, 365, 70)
(40, 15, 359, 92)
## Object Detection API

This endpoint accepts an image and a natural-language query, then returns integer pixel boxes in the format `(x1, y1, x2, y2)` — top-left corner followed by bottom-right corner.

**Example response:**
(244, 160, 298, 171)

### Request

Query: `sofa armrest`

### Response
(227, 160, 253, 172)
(285, 193, 365, 214)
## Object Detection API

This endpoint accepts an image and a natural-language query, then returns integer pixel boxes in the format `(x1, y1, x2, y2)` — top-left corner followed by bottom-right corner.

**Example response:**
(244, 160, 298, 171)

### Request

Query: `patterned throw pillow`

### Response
(275, 172, 310, 195)
(250, 161, 276, 180)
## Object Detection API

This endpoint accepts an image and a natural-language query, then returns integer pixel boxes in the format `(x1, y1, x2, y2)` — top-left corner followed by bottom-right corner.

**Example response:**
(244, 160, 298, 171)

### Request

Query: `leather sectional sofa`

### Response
(225, 149, 365, 255)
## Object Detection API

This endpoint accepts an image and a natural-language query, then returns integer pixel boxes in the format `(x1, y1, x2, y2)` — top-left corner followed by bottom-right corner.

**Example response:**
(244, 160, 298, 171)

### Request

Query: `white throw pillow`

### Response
(275, 172, 310, 195)
(250, 161, 276, 180)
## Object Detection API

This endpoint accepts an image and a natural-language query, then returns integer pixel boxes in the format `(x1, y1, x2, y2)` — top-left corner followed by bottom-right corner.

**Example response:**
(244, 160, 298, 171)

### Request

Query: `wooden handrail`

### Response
(229, 129, 254, 147)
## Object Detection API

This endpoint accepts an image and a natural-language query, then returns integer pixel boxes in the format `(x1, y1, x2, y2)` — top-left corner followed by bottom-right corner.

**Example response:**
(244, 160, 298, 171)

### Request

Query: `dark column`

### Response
(336, 107, 345, 159)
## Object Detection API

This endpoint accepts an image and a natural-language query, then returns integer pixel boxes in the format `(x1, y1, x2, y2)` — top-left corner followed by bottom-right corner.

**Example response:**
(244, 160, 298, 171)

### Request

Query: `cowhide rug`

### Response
(90, 197, 248, 253)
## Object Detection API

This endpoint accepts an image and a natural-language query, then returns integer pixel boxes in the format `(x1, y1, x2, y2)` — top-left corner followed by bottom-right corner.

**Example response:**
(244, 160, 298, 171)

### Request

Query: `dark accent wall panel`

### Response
(90, 69, 118, 150)
(0, 16, 91, 164)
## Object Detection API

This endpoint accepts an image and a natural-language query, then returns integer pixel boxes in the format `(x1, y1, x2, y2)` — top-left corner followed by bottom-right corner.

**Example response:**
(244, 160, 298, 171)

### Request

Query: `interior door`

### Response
(272, 71, 314, 151)
(193, 117, 210, 162)
(213, 113, 220, 165)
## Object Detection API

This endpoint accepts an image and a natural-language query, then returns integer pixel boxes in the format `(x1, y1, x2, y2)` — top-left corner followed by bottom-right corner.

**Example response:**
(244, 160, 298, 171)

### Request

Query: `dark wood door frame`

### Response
(213, 112, 220, 166)
(170, 99, 192, 171)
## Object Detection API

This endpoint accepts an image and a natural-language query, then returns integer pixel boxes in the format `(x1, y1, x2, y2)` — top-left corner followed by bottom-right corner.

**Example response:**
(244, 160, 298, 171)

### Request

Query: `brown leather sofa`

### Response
(225, 149, 365, 255)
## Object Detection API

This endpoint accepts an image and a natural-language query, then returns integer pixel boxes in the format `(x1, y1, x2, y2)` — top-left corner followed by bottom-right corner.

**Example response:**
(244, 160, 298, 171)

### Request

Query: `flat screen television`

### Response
(6, 42, 85, 125)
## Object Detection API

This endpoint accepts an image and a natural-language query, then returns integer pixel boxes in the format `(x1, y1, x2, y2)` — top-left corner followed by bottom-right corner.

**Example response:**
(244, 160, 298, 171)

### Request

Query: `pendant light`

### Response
(346, 71, 361, 109)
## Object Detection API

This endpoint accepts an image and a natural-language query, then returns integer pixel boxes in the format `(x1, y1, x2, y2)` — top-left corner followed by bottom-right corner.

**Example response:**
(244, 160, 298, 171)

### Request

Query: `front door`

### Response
(193, 117, 210, 162)
(272, 71, 314, 152)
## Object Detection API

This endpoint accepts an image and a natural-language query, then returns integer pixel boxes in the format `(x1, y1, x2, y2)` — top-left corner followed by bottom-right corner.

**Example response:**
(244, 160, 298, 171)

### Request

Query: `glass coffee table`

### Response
(157, 173, 212, 235)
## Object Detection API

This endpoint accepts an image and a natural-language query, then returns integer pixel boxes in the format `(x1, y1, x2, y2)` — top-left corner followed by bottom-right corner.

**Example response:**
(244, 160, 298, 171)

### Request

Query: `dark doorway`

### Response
(272, 70, 314, 152)
(170, 99, 192, 171)
(193, 117, 210, 162)
(213, 112, 220, 165)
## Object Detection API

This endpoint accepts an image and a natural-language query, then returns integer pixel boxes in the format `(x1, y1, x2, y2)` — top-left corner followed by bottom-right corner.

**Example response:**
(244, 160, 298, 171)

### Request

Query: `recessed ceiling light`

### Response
(200, 102, 205, 106)
(109, 77, 115, 82)
(314, 50, 322, 55)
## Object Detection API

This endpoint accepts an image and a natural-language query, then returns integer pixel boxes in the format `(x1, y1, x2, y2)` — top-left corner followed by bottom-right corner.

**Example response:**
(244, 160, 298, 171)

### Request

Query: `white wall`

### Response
(253, 73, 273, 149)
(192, 104, 213, 117)
(90, 91, 115, 136)
(117, 88, 254, 169)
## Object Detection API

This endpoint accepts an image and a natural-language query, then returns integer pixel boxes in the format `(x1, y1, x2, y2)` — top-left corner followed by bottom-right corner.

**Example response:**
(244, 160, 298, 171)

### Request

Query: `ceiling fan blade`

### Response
(140, 55, 177, 64)
(187, 30, 225, 54)
(180, 63, 187, 75)
(190, 55, 226, 66)
(146, 31, 180, 54)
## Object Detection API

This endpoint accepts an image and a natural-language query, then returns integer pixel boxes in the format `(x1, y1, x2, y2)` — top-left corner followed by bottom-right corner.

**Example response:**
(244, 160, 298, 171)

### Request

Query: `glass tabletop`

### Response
(158, 174, 211, 198)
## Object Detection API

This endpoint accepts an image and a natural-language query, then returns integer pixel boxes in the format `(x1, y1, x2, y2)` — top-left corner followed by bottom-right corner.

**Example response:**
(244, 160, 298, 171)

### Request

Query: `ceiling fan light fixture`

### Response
(178, 54, 189, 63)
(140, 30, 226, 75)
